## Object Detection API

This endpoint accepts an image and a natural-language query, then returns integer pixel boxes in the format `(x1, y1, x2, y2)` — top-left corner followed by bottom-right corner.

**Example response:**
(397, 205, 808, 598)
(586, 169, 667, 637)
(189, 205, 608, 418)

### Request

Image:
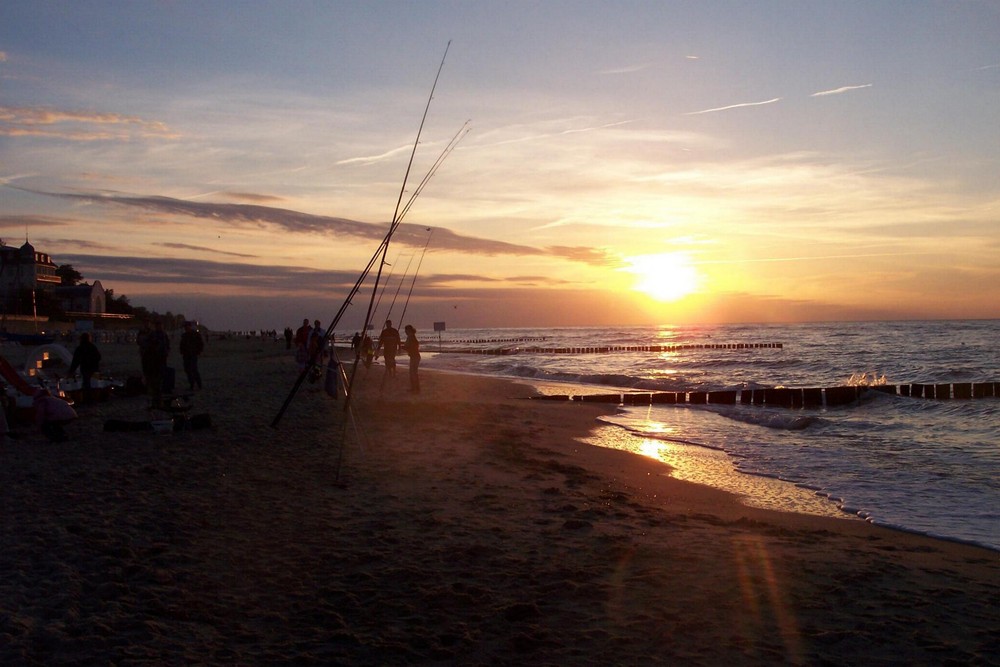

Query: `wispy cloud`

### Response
(472, 118, 633, 149)
(684, 98, 782, 115)
(157, 242, 258, 259)
(811, 84, 872, 97)
(0, 214, 68, 229)
(220, 192, 286, 204)
(335, 144, 412, 166)
(0, 105, 179, 140)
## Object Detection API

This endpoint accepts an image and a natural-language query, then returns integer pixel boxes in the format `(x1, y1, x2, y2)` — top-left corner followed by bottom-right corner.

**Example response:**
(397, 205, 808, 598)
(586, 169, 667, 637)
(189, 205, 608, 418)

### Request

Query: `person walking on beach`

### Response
(179, 321, 204, 391)
(403, 324, 420, 393)
(67, 331, 101, 404)
(379, 319, 401, 376)
(141, 320, 170, 408)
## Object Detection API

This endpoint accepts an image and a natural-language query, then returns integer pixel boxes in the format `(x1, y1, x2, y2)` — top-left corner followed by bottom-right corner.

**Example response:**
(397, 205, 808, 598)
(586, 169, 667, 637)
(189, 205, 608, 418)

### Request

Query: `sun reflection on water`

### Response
(581, 425, 847, 519)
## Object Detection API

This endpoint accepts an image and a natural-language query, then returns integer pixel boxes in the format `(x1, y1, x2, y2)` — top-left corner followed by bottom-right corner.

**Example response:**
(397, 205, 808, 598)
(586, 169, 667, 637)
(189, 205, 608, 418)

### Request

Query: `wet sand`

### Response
(1, 337, 997, 665)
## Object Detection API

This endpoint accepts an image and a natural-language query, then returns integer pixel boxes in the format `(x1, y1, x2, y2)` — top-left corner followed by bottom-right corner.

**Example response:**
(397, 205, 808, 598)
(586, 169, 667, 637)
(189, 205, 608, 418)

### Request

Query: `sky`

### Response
(1, 1, 998, 332)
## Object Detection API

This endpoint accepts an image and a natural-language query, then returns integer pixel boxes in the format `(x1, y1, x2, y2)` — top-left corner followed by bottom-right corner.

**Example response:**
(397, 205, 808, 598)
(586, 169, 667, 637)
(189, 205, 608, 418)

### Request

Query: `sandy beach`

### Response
(1, 337, 997, 665)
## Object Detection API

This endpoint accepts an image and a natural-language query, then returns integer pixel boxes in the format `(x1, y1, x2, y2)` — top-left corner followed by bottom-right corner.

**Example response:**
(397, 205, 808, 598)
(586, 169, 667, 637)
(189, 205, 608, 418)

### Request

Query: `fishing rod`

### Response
(271, 40, 451, 428)
(396, 122, 470, 224)
(397, 228, 434, 327)
(270, 41, 452, 427)
(369, 250, 405, 328)
(342, 41, 451, 411)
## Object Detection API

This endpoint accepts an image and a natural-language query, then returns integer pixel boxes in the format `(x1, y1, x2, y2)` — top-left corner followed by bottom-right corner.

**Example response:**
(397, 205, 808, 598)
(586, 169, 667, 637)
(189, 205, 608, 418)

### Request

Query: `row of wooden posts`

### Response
(531, 382, 999, 408)
(446, 342, 784, 355)
(448, 336, 549, 344)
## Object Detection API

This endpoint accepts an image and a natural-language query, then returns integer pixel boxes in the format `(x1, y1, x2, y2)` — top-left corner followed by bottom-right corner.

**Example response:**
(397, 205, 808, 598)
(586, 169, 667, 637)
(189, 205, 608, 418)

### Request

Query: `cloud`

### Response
(156, 242, 258, 259)
(0, 105, 179, 140)
(335, 144, 412, 166)
(58, 253, 575, 296)
(60, 253, 361, 293)
(0, 214, 68, 229)
(811, 84, 872, 97)
(546, 246, 621, 267)
(684, 98, 782, 115)
(20, 188, 615, 266)
(219, 192, 286, 204)
(598, 63, 650, 75)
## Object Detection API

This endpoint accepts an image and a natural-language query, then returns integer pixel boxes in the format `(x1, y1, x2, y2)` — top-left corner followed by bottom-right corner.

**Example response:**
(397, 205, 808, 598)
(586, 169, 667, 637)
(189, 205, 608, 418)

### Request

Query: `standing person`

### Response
(306, 320, 327, 383)
(379, 319, 401, 376)
(402, 324, 421, 394)
(141, 320, 170, 408)
(67, 331, 101, 404)
(179, 321, 205, 390)
(284, 326, 293, 350)
(293, 318, 312, 371)
(309, 320, 327, 365)
(351, 331, 361, 354)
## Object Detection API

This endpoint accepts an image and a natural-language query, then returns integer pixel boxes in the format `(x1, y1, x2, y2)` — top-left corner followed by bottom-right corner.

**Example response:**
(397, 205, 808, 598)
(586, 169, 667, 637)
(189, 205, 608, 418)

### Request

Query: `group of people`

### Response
(374, 320, 421, 393)
(9, 320, 207, 443)
(293, 319, 330, 374)
(137, 320, 206, 406)
(346, 320, 421, 393)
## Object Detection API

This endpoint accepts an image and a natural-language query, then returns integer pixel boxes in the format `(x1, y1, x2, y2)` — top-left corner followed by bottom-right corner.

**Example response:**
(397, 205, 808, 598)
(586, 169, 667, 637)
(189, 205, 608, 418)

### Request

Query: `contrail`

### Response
(811, 84, 872, 97)
(684, 98, 781, 115)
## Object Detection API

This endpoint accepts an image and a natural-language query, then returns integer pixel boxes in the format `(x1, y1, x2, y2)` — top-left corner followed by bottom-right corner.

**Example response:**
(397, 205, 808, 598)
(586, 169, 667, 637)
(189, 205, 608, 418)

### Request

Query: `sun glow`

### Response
(625, 252, 700, 302)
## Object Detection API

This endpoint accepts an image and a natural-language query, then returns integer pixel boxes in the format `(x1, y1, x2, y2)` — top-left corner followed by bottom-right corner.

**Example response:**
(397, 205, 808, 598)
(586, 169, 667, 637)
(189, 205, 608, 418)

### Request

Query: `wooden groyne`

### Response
(444, 342, 784, 355)
(448, 336, 549, 344)
(530, 382, 999, 408)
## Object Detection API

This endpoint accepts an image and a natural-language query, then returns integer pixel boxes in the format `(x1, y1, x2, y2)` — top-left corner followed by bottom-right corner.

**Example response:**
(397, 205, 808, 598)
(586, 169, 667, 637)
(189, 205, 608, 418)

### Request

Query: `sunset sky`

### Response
(2, 1, 998, 331)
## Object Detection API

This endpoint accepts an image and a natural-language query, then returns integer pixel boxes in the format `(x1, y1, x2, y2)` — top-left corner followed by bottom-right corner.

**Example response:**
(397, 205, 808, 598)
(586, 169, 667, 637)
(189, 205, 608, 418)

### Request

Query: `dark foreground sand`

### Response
(1, 338, 997, 665)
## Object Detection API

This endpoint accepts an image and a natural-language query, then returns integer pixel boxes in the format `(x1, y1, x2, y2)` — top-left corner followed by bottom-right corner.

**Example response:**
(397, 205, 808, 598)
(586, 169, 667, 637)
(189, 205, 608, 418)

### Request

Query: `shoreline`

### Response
(1, 338, 997, 664)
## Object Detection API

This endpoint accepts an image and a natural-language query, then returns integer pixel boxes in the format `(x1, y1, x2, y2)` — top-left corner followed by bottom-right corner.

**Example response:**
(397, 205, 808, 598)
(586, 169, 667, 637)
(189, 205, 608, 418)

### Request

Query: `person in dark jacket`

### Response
(140, 320, 170, 407)
(179, 321, 205, 390)
(68, 332, 102, 404)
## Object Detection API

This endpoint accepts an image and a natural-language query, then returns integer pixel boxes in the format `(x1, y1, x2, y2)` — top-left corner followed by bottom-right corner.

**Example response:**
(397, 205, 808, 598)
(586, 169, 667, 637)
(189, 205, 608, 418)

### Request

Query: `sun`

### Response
(625, 252, 700, 302)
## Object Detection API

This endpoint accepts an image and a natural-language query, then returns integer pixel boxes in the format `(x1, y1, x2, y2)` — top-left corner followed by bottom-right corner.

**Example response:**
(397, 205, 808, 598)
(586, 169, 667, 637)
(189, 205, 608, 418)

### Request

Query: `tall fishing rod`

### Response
(396, 121, 470, 224)
(397, 228, 434, 327)
(369, 250, 406, 327)
(270, 42, 452, 427)
(342, 41, 451, 411)
(380, 252, 416, 325)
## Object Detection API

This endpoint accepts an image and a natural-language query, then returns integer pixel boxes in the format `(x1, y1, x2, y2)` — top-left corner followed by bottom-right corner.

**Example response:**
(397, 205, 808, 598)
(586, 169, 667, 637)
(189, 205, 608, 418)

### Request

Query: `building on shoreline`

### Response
(0, 240, 107, 319)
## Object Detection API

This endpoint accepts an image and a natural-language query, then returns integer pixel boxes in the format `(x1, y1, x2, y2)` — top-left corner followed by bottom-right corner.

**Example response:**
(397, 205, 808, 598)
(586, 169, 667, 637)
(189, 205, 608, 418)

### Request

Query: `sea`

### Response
(351, 320, 999, 552)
